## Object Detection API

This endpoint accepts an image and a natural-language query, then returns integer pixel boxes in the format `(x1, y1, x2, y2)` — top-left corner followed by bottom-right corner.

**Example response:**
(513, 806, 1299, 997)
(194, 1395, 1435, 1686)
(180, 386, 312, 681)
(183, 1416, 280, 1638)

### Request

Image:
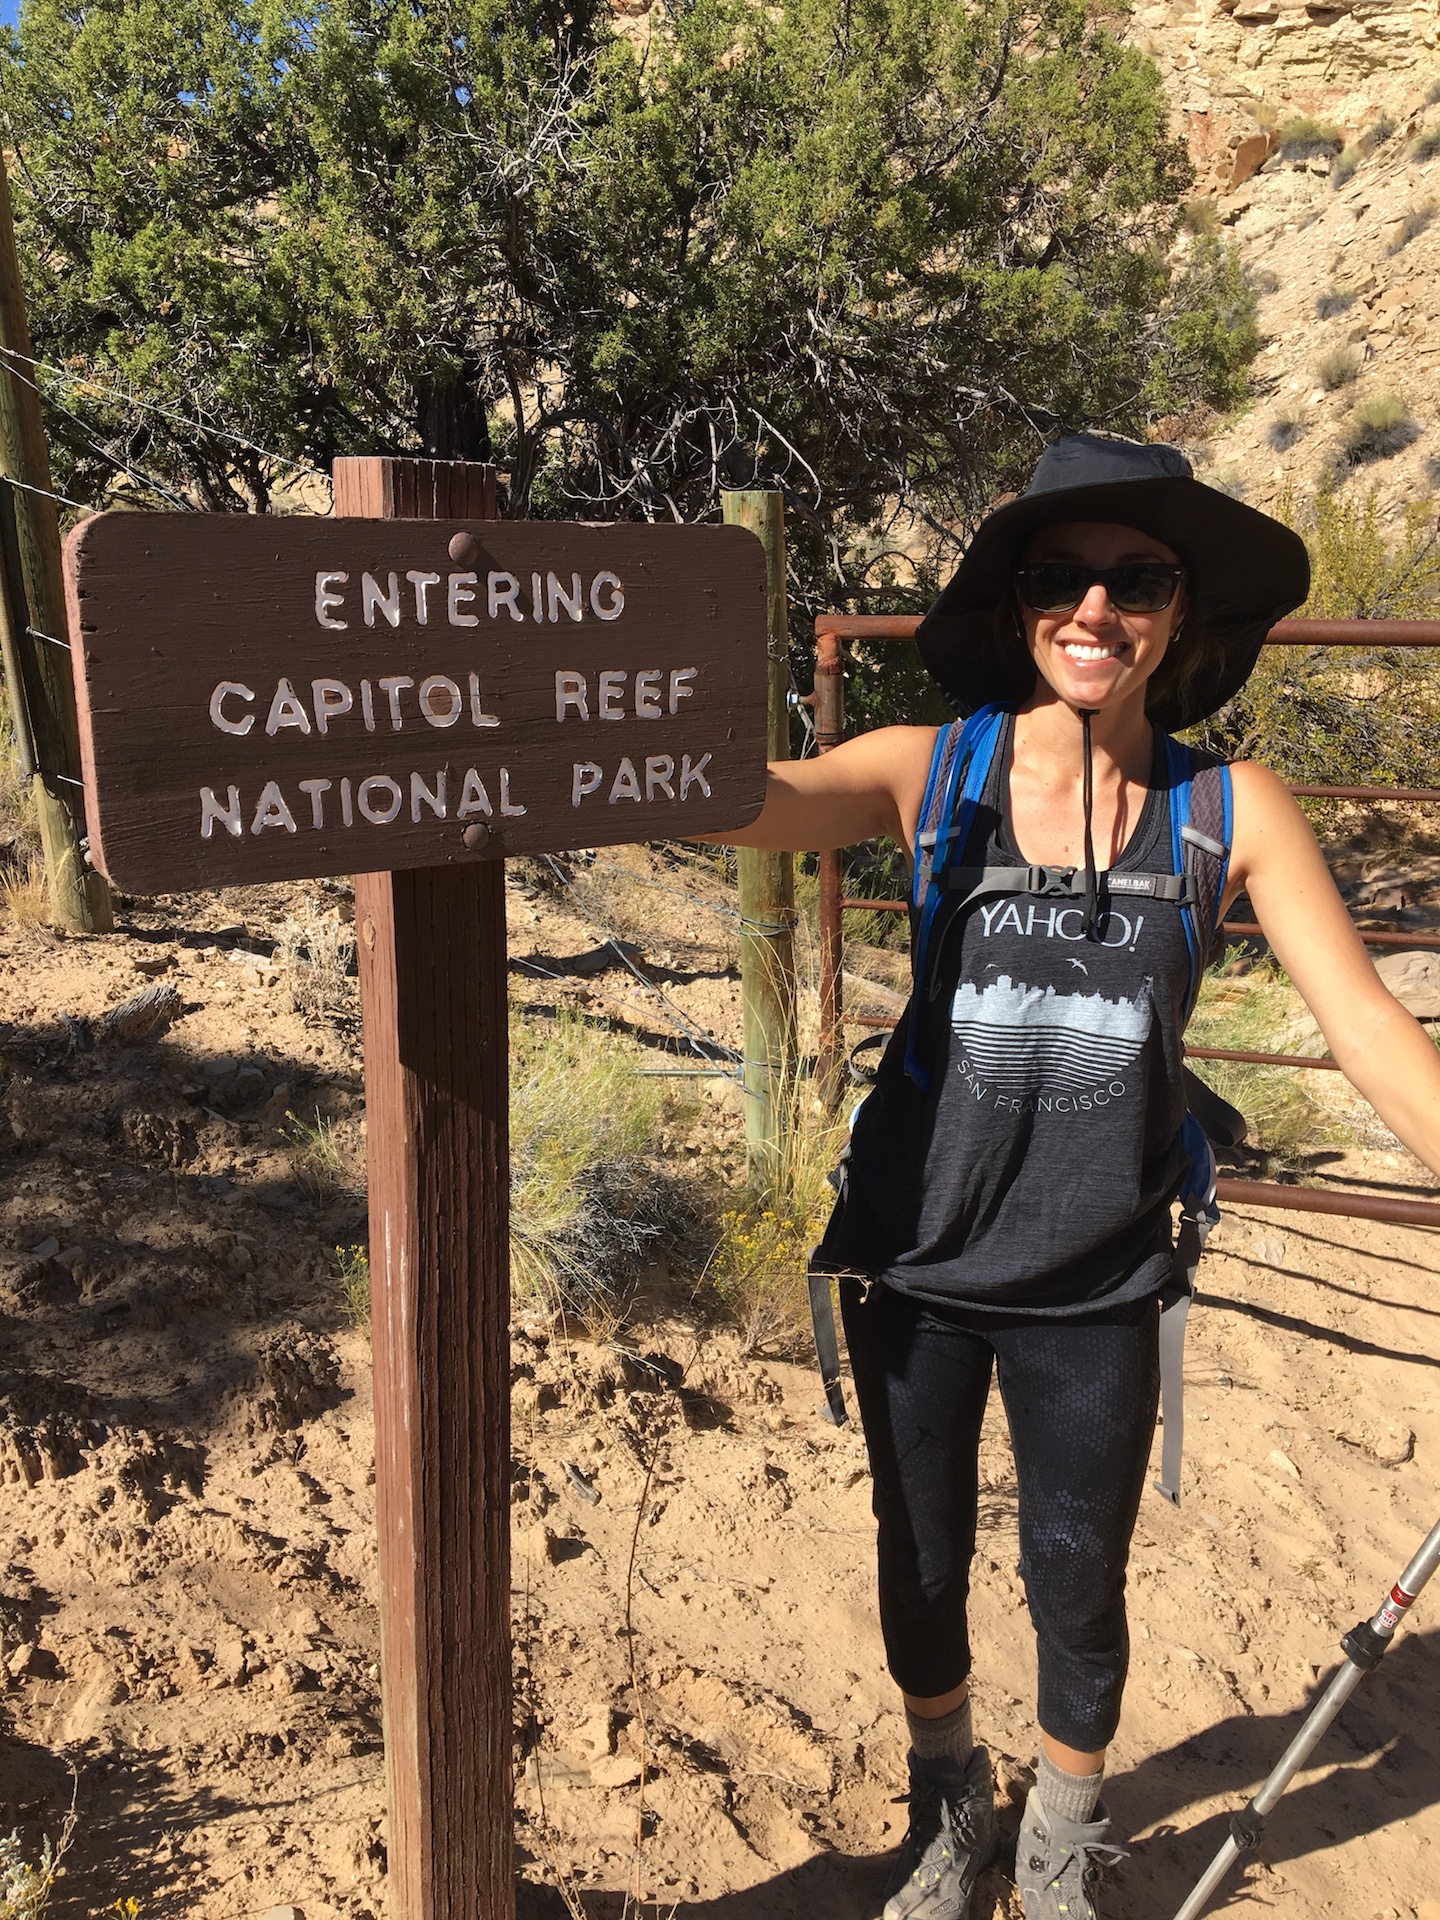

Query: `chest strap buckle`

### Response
(1027, 863, 1080, 898)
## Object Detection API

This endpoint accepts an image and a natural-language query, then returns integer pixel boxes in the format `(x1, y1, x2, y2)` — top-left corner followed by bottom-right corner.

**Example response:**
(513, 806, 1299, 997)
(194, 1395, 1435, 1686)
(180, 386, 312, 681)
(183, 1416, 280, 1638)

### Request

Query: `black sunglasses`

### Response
(1014, 561, 1185, 615)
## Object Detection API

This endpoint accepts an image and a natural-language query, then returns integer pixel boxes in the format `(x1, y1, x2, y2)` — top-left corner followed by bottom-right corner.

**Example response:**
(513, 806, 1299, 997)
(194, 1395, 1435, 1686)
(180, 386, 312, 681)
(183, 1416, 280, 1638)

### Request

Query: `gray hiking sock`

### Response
(1036, 1749, 1104, 1826)
(906, 1697, 974, 1782)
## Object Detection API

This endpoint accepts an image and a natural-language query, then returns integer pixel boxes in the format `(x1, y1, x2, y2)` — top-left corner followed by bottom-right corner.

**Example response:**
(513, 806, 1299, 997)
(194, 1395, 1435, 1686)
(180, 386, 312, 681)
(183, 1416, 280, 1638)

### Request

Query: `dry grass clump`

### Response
(1277, 115, 1342, 162)
(1334, 117, 1396, 187)
(1331, 145, 1361, 190)
(0, 859, 47, 926)
(1406, 123, 1440, 165)
(282, 1108, 351, 1201)
(1265, 405, 1306, 453)
(1338, 392, 1421, 469)
(275, 898, 357, 1024)
(1386, 202, 1436, 256)
(510, 1012, 699, 1326)
(1315, 345, 1362, 392)
(0, 685, 42, 884)
(1180, 197, 1220, 237)
(1315, 288, 1355, 319)
(1187, 955, 1338, 1163)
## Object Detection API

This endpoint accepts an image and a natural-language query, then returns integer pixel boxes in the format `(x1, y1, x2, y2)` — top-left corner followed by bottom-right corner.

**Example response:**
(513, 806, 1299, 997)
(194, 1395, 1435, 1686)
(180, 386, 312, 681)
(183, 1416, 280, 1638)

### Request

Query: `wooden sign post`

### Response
(62, 462, 769, 1920)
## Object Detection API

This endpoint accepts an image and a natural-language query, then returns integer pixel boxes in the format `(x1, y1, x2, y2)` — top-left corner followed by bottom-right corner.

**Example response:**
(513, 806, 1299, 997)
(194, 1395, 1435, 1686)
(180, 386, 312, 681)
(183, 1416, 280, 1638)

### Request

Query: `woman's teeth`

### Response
(1062, 642, 1121, 662)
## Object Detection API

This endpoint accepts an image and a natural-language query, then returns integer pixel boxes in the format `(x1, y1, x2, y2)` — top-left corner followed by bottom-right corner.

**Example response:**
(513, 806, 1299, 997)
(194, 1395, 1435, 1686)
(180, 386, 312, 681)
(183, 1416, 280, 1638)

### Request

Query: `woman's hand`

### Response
(711, 724, 939, 856)
(1228, 762, 1440, 1178)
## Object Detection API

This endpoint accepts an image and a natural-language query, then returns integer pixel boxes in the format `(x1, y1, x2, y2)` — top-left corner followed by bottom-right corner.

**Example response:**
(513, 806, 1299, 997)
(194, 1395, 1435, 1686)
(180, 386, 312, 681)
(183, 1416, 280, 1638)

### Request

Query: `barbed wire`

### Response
(3, 470, 93, 515)
(579, 855, 743, 923)
(539, 853, 746, 1081)
(511, 943, 746, 1088)
(0, 343, 330, 486)
(0, 352, 203, 511)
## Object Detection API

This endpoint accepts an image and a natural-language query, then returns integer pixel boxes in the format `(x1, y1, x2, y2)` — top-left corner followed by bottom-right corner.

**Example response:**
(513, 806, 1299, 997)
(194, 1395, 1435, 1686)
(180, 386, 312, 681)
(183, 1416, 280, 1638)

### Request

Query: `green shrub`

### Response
(1339, 392, 1421, 468)
(1277, 115, 1343, 161)
(707, 1100, 847, 1356)
(1190, 489, 1440, 794)
(1315, 345, 1362, 391)
(1315, 289, 1356, 319)
(333, 1244, 370, 1328)
(1387, 202, 1436, 255)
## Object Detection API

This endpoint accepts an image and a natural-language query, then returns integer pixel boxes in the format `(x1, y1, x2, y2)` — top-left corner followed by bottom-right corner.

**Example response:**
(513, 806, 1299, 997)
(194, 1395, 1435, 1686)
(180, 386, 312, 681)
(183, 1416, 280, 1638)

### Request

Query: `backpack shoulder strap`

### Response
(1155, 735, 1234, 1505)
(1162, 734, 1233, 1017)
(905, 705, 1007, 1088)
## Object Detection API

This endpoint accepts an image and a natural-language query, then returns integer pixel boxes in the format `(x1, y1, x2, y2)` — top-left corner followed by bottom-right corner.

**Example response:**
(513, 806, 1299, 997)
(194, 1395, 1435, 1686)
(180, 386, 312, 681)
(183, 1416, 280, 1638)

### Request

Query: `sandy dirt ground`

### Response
(0, 846, 1437, 1919)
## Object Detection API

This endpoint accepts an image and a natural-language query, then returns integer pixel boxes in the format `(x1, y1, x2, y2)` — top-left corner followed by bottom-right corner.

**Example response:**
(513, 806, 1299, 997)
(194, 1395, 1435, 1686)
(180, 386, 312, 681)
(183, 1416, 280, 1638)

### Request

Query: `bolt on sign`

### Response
(62, 516, 769, 894)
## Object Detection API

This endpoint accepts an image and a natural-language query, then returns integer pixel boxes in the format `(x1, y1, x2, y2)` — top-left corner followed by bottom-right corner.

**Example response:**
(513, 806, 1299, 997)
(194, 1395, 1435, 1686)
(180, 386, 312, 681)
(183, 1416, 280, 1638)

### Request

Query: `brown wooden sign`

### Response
(63, 513, 769, 894)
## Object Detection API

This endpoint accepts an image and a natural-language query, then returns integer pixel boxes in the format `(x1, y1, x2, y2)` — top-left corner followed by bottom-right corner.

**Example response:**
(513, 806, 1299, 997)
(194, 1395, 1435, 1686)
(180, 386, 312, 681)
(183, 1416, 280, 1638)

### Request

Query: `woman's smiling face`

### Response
(1017, 521, 1186, 714)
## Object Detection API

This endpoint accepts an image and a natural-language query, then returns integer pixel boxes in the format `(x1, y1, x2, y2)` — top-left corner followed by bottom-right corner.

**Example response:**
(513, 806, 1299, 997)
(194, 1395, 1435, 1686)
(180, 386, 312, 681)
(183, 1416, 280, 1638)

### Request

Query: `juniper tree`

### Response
(0, 0, 1255, 615)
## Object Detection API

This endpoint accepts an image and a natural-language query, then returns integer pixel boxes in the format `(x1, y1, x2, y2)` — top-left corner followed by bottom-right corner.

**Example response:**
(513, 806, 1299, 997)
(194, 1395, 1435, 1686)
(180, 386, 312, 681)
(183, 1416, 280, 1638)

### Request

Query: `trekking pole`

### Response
(1171, 1513, 1440, 1920)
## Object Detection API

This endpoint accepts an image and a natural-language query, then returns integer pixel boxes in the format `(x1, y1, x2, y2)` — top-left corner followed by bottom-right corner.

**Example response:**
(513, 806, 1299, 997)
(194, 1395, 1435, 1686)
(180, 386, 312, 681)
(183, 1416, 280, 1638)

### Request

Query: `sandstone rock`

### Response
(215, 1636, 248, 1685)
(1373, 949, 1440, 1018)
(61, 1657, 129, 1740)
(573, 1704, 619, 1760)
(590, 1752, 643, 1790)
(1228, 130, 1274, 189)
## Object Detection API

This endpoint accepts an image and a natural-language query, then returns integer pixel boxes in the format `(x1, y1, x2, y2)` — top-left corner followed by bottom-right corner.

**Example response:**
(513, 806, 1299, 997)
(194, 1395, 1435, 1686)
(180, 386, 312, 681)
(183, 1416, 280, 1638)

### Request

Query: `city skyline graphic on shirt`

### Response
(950, 973, 1152, 1094)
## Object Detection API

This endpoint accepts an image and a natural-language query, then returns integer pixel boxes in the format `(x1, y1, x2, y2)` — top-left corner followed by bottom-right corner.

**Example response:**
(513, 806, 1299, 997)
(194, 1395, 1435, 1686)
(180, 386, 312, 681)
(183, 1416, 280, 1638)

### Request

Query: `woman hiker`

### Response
(716, 433, 1440, 1918)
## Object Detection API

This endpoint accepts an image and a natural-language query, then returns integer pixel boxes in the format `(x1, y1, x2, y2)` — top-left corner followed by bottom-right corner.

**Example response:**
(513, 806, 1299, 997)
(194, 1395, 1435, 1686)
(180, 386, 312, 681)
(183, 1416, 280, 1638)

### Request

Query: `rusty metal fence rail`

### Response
(810, 612, 1440, 1231)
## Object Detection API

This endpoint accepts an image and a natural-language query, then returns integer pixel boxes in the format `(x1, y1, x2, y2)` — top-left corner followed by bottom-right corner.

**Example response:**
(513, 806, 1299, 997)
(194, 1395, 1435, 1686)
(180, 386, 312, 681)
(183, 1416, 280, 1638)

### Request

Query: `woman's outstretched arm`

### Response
(1228, 761, 1440, 1177)
(715, 724, 940, 854)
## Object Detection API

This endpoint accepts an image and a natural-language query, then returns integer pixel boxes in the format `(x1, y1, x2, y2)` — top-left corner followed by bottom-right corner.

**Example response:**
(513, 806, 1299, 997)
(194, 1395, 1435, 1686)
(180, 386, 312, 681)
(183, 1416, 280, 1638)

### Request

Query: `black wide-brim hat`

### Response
(915, 433, 1311, 731)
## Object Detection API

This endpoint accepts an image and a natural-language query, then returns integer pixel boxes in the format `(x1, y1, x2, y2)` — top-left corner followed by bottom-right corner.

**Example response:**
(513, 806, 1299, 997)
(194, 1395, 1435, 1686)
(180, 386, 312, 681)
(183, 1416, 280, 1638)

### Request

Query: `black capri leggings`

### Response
(841, 1279, 1161, 1753)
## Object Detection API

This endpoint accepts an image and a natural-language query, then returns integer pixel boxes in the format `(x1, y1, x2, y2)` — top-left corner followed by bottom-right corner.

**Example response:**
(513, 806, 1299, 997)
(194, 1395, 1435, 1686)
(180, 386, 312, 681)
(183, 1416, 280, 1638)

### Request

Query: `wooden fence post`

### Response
(722, 490, 796, 1184)
(0, 153, 111, 932)
(332, 456, 512, 1920)
(814, 628, 846, 1105)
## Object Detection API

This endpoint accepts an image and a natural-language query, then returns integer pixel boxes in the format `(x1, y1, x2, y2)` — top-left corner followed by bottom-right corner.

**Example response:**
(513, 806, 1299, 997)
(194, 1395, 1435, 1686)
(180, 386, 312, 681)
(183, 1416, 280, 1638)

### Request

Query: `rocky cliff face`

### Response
(1130, 1, 1440, 521)
(1130, 0, 1440, 191)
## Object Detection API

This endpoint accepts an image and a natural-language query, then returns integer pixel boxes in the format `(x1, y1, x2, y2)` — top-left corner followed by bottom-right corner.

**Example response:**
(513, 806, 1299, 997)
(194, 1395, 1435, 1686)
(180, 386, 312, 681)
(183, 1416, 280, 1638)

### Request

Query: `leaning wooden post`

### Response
(0, 152, 111, 932)
(332, 456, 512, 1920)
(722, 490, 796, 1184)
(814, 624, 846, 1105)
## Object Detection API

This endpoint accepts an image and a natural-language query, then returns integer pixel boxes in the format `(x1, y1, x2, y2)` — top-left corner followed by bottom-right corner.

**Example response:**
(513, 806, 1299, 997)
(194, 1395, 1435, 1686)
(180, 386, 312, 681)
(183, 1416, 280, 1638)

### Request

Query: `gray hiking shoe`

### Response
(882, 1746, 996, 1920)
(1014, 1785, 1127, 1918)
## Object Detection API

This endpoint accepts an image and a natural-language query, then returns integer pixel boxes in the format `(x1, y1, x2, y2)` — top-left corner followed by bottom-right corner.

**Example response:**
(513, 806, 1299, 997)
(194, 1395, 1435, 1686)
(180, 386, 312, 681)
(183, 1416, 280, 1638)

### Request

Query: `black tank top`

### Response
(818, 716, 1190, 1315)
